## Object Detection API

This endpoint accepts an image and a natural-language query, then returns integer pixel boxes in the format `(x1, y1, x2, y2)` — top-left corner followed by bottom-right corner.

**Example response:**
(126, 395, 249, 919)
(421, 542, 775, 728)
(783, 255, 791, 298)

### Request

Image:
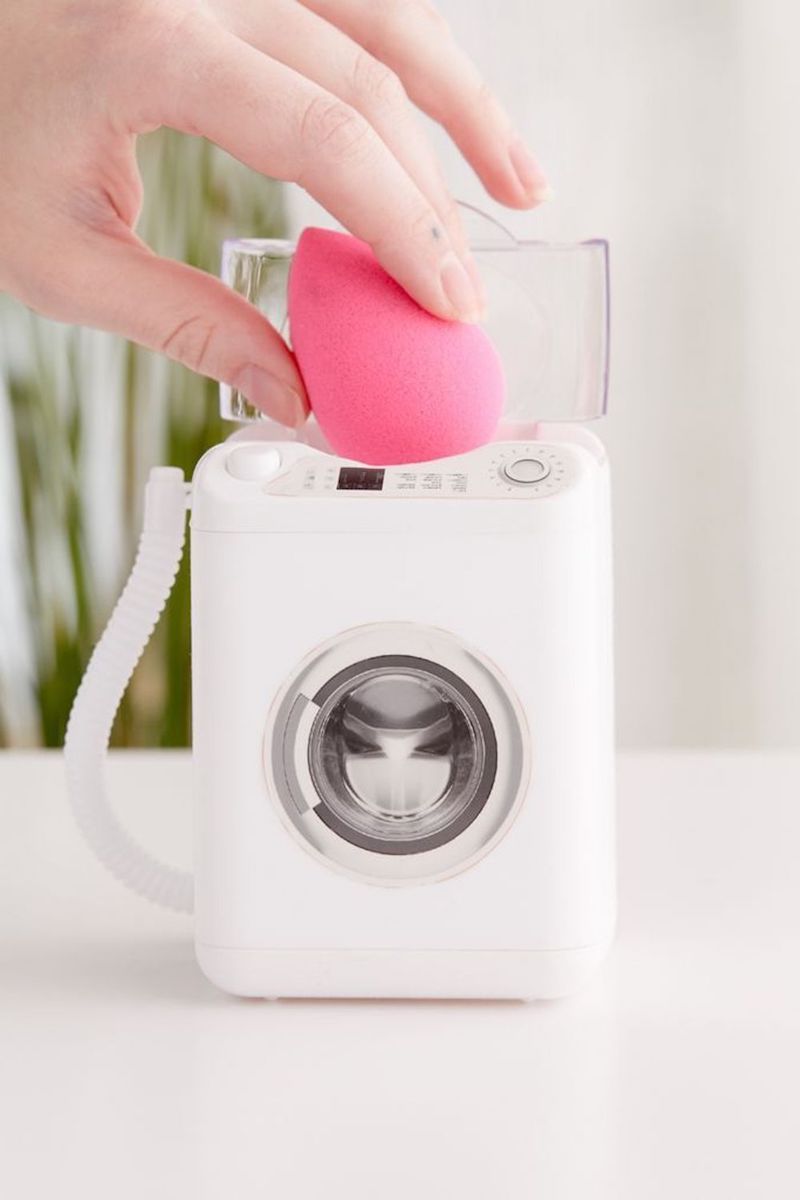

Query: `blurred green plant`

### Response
(0, 130, 284, 747)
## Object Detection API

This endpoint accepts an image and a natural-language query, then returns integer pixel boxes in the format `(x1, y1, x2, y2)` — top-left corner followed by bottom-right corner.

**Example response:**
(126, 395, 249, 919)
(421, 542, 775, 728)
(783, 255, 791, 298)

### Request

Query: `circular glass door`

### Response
(265, 625, 528, 884)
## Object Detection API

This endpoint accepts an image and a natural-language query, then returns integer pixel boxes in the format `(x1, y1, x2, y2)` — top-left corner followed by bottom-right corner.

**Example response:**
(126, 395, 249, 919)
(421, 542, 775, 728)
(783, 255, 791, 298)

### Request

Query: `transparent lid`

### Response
(220, 205, 609, 433)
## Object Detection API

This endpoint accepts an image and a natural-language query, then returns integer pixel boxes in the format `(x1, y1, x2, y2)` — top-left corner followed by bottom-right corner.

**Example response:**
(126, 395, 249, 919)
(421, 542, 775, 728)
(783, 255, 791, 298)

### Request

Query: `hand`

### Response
(0, 0, 549, 426)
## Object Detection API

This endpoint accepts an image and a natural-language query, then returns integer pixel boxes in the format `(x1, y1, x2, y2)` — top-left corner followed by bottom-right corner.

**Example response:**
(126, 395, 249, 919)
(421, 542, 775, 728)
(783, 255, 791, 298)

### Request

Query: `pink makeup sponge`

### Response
(287, 228, 505, 465)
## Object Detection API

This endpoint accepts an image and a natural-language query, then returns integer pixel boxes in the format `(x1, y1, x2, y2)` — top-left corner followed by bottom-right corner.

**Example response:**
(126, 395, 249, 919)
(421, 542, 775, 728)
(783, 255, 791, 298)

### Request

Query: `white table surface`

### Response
(1, 751, 798, 1199)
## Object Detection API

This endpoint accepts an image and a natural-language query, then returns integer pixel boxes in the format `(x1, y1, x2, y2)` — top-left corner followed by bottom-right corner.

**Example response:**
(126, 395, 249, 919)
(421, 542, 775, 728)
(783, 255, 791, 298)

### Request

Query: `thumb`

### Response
(70, 234, 309, 427)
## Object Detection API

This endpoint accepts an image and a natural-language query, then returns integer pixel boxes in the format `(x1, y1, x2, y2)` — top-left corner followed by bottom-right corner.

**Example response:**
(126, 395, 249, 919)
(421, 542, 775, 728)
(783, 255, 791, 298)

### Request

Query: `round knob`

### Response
(501, 457, 550, 485)
(226, 445, 282, 482)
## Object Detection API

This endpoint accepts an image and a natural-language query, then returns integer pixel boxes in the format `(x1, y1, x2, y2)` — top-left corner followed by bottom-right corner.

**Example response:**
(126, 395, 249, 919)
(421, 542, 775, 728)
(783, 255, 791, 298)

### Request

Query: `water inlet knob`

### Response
(501, 458, 550, 485)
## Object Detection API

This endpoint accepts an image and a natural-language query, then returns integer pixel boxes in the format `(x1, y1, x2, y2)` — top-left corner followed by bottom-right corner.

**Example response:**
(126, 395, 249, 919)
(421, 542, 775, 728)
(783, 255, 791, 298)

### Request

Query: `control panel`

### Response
(226, 442, 576, 500)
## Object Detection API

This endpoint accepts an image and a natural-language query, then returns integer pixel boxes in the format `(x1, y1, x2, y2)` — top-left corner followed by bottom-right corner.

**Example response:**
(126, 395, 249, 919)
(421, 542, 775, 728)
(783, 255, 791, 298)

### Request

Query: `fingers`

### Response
(214, 0, 469, 255)
(43, 229, 309, 426)
(157, 15, 484, 322)
(297, 0, 550, 208)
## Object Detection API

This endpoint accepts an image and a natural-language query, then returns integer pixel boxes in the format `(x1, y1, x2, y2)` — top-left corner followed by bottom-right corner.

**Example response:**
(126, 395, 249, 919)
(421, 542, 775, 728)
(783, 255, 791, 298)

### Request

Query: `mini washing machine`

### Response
(191, 423, 614, 999)
(64, 209, 614, 1000)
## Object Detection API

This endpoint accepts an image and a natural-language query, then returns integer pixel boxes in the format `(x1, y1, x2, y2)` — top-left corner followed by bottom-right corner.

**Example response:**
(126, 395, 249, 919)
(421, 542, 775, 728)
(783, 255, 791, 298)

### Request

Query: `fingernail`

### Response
(533, 183, 555, 203)
(508, 135, 551, 204)
(440, 253, 483, 322)
(237, 366, 308, 428)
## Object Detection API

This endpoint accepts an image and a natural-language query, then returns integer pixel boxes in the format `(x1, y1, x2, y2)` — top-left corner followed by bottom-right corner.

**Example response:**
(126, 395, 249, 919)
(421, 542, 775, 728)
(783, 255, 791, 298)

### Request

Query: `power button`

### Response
(501, 458, 550, 485)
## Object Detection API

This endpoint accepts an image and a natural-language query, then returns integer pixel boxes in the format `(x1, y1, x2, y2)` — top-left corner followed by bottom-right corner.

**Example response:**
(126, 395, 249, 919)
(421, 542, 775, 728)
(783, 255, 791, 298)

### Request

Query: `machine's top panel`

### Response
(191, 435, 606, 533)
(232, 442, 575, 501)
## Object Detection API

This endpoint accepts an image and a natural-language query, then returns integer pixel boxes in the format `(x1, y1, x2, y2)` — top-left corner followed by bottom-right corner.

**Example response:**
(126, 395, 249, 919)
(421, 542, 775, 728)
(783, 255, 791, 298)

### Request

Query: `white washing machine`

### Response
(190, 426, 614, 999)
(65, 213, 614, 1000)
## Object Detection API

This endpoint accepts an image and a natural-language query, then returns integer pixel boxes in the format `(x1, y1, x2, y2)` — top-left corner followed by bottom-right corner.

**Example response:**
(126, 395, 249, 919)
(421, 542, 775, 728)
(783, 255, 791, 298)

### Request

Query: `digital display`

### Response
(337, 467, 385, 491)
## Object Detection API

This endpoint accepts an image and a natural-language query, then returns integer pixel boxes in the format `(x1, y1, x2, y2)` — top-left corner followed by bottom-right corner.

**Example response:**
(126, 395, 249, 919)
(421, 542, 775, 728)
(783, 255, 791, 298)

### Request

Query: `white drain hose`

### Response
(64, 467, 193, 913)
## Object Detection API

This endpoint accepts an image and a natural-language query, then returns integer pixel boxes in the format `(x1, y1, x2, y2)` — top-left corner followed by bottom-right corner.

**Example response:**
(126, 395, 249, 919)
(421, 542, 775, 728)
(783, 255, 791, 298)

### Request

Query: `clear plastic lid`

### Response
(220, 205, 609, 432)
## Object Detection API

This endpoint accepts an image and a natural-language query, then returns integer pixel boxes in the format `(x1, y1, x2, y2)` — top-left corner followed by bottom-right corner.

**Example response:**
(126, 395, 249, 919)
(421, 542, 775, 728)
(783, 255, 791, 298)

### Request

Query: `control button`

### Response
(226, 446, 282, 482)
(501, 457, 550, 485)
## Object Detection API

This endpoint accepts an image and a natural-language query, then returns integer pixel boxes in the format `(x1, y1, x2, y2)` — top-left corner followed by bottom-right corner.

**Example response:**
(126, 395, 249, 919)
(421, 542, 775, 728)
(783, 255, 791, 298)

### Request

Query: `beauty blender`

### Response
(287, 228, 505, 465)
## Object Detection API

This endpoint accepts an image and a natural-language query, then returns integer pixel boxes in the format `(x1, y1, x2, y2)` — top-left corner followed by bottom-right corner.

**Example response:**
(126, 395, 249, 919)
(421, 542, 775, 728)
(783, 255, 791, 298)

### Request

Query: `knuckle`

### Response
(350, 51, 406, 111)
(81, 1, 195, 87)
(158, 313, 218, 373)
(299, 95, 374, 163)
(123, 0, 198, 54)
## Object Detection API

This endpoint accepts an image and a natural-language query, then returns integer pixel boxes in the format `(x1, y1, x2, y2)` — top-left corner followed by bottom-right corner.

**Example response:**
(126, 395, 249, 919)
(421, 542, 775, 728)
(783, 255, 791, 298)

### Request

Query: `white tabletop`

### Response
(1, 751, 798, 1199)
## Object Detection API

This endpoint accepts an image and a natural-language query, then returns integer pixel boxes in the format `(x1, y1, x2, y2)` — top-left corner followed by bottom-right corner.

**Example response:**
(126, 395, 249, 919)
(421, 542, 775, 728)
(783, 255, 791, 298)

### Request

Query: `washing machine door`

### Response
(266, 624, 528, 884)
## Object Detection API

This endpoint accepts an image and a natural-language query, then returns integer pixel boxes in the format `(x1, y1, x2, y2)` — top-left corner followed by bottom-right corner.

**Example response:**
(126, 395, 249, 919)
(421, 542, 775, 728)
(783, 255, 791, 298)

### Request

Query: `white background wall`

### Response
(291, 0, 800, 747)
